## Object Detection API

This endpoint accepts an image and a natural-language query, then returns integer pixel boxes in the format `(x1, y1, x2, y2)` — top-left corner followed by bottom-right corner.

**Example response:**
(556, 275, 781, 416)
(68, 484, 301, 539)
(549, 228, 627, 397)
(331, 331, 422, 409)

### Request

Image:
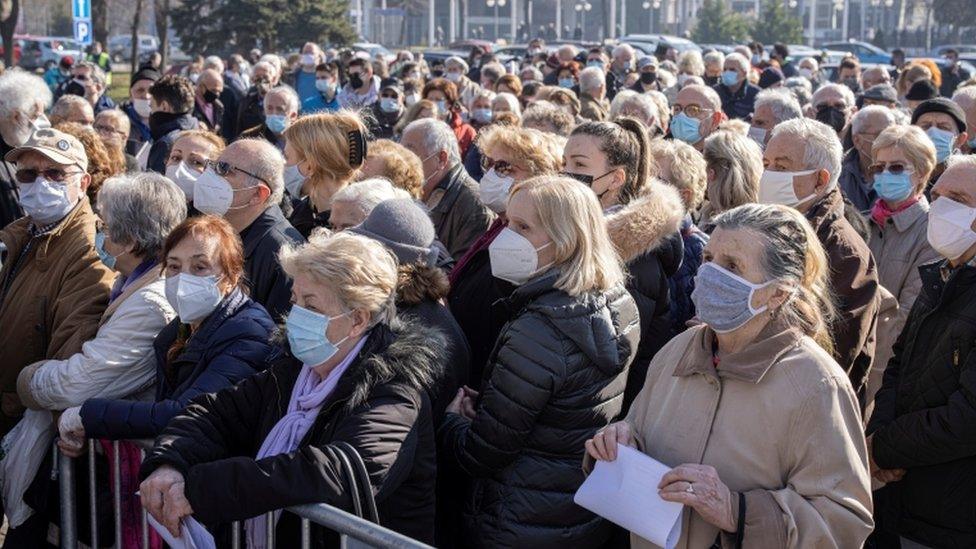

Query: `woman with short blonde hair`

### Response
(283, 111, 369, 236)
(358, 139, 424, 199)
(441, 175, 639, 547)
(701, 128, 764, 229)
(164, 129, 226, 199)
(864, 124, 940, 410)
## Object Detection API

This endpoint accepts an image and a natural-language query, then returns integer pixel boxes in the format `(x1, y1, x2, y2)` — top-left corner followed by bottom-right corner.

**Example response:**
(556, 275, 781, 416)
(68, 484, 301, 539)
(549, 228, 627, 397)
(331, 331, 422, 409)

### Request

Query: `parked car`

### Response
(698, 43, 736, 55)
(447, 40, 495, 55)
(9, 35, 83, 71)
(620, 34, 702, 54)
(821, 40, 891, 64)
(351, 42, 395, 62)
(930, 44, 976, 57)
(108, 34, 160, 63)
(414, 48, 472, 67)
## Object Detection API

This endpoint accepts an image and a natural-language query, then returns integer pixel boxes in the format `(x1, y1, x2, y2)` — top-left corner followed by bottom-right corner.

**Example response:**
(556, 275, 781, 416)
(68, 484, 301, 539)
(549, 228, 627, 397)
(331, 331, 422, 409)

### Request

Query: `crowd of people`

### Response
(0, 35, 974, 549)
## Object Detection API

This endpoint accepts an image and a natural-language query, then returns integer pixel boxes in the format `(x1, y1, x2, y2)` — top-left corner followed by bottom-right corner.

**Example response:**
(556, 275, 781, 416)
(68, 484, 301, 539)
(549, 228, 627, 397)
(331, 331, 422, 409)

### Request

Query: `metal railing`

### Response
(55, 440, 433, 549)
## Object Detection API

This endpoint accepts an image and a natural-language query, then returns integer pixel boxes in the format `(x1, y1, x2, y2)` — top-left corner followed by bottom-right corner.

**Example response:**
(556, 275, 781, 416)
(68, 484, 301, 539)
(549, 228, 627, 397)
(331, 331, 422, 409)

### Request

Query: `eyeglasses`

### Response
(671, 104, 713, 118)
(74, 74, 89, 81)
(15, 168, 83, 183)
(94, 123, 126, 139)
(207, 160, 270, 186)
(481, 155, 516, 176)
(868, 162, 916, 176)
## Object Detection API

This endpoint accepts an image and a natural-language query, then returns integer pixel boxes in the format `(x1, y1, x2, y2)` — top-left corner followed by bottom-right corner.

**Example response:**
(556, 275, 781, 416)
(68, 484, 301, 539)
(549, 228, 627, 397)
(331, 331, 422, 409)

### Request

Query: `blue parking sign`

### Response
(74, 19, 93, 46)
(72, 0, 91, 20)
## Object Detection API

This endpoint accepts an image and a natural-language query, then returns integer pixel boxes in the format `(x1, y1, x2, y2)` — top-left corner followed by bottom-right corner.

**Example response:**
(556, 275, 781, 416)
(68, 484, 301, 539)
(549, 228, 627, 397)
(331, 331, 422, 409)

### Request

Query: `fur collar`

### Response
(606, 181, 685, 263)
(396, 263, 450, 306)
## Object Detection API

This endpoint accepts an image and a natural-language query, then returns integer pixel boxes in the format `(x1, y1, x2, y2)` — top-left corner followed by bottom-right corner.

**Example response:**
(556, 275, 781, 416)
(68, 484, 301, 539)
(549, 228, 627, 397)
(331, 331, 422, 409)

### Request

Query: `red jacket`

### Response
(448, 110, 476, 158)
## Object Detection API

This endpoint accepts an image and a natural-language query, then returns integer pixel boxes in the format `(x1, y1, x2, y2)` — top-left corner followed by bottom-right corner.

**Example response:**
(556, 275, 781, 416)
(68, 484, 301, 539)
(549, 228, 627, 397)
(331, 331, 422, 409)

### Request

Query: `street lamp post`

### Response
(487, 0, 507, 40)
(574, 1, 592, 40)
(641, 0, 660, 32)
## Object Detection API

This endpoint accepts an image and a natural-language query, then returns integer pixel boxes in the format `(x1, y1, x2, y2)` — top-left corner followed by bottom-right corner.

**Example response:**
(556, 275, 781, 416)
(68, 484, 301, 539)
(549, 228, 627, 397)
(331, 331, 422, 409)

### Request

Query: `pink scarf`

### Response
(100, 440, 163, 549)
(871, 196, 919, 228)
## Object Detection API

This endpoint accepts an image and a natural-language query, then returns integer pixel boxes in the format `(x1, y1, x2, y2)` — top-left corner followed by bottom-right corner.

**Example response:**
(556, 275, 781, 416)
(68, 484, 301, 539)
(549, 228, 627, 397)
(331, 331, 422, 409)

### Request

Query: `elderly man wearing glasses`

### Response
(670, 84, 727, 151)
(0, 128, 114, 439)
(193, 138, 304, 321)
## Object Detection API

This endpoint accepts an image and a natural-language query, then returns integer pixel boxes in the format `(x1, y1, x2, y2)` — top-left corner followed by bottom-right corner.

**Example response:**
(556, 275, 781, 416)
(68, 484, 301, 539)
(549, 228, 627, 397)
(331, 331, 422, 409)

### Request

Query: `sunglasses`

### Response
(480, 155, 515, 176)
(15, 168, 83, 183)
(868, 162, 916, 176)
(207, 160, 269, 186)
(671, 104, 712, 118)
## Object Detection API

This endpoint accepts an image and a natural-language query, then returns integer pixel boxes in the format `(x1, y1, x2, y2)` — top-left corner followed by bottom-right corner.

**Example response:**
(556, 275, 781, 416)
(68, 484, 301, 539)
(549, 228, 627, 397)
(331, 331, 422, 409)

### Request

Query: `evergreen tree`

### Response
(691, 0, 750, 44)
(750, 0, 803, 44)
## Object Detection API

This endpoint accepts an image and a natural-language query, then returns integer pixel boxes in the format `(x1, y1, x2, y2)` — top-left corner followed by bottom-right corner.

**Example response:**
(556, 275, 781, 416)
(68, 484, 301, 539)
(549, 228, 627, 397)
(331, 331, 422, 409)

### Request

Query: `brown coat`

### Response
(805, 187, 880, 394)
(580, 93, 610, 121)
(623, 322, 874, 548)
(0, 198, 114, 434)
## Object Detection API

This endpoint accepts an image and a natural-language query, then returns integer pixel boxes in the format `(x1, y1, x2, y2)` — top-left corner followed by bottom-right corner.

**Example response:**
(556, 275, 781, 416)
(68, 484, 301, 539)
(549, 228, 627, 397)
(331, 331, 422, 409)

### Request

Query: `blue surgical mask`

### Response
(283, 163, 306, 197)
(968, 137, 976, 150)
(873, 170, 914, 203)
(380, 97, 400, 113)
(19, 176, 78, 224)
(95, 230, 126, 271)
(670, 112, 703, 144)
(721, 70, 739, 87)
(691, 262, 776, 333)
(926, 127, 956, 163)
(558, 77, 575, 89)
(472, 108, 493, 124)
(316, 79, 336, 95)
(265, 113, 288, 134)
(285, 304, 351, 366)
(587, 60, 605, 69)
(435, 99, 447, 113)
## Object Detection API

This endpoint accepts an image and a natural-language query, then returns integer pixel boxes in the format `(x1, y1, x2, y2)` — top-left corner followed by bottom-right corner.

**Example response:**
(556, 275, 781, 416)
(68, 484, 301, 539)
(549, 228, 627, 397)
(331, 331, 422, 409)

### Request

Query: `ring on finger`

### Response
(685, 483, 695, 494)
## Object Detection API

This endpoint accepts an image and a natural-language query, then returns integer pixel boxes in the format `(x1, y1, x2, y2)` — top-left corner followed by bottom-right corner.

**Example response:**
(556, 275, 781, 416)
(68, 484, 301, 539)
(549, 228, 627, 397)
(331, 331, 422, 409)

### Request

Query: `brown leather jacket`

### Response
(0, 198, 113, 434)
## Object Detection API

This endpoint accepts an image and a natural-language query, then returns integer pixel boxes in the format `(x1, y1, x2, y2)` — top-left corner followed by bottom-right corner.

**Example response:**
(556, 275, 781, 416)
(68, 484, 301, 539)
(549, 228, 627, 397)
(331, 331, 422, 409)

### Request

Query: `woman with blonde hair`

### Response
(357, 139, 424, 199)
(393, 98, 440, 137)
(441, 175, 639, 548)
(864, 124, 940, 411)
(163, 129, 226, 200)
(282, 110, 369, 237)
(896, 62, 936, 101)
(700, 127, 764, 230)
(586, 203, 873, 549)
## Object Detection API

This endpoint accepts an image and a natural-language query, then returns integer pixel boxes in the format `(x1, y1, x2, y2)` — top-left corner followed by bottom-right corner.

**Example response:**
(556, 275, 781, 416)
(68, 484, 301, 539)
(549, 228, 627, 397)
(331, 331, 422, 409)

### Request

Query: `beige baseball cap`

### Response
(5, 128, 89, 171)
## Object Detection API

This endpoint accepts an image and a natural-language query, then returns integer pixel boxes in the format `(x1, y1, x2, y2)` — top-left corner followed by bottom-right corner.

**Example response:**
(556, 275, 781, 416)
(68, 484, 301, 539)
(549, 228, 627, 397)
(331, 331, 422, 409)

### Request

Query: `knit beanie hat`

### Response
(911, 97, 968, 133)
(349, 199, 437, 265)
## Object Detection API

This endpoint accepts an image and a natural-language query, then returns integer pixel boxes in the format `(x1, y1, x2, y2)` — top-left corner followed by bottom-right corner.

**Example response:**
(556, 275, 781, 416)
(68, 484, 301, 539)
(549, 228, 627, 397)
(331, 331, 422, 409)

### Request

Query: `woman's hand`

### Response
(57, 406, 87, 458)
(161, 481, 194, 537)
(584, 421, 634, 462)
(141, 466, 188, 536)
(659, 464, 737, 533)
(447, 387, 479, 419)
(866, 435, 906, 483)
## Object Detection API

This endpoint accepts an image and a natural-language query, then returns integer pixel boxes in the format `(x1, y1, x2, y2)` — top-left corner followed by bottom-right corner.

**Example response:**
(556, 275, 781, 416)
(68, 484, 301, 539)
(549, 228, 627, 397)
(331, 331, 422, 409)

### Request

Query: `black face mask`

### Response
(65, 80, 86, 97)
(431, 69, 444, 78)
(254, 77, 272, 96)
(349, 73, 365, 89)
(563, 171, 593, 185)
(640, 71, 657, 85)
(203, 90, 219, 104)
(816, 105, 847, 133)
(842, 77, 861, 93)
(703, 75, 719, 86)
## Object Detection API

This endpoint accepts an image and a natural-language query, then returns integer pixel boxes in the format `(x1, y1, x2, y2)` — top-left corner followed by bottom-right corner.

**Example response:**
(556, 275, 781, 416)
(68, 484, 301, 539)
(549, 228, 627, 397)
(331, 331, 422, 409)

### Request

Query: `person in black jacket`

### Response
(146, 75, 199, 175)
(192, 138, 304, 322)
(365, 79, 405, 140)
(563, 118, 685, 411)
(236, 61, 278, 138)
(440, 176, 640, 548)
(866, 157, 976, 548)
(139, 232, 444, 547)
(0, 71, 54, 228)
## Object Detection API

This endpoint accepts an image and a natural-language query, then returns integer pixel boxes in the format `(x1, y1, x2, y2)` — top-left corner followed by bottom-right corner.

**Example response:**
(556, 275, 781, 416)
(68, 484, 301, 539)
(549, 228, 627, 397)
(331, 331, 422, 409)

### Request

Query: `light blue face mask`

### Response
(721, 70, 739, 87)
(558, 77, 575, 89)
(266, 114, 288, 134)
(691, 262, 776, 333)
(472, 108, 493, 124)
(286, 304, 351, 366)
(926, 127, 956, 163)
(95, 230, 125, 271)
(873, 170, 914, 202)
(670, 112, 703, 144)
(283, 163, 306, 197)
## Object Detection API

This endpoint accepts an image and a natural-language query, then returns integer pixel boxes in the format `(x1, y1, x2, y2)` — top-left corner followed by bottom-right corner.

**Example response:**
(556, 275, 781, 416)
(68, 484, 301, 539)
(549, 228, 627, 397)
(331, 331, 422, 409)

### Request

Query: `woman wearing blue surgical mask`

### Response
(586, 203, 873, 549)
(864, 125, 940, 408)
(59, 215, 274, 446)
(164, 129, 225, 201)
(556, 61, 580, 90)
(422, 78, 477, 158)
(443, 175, 639, 548)
(139, 232, 441, 547)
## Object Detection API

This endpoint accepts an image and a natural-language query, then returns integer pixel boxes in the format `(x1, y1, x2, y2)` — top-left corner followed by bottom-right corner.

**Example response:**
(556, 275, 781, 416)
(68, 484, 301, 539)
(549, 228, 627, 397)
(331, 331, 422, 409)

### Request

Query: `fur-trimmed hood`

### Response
(606, 181, 685, 263)
(396, 263, 450, 306)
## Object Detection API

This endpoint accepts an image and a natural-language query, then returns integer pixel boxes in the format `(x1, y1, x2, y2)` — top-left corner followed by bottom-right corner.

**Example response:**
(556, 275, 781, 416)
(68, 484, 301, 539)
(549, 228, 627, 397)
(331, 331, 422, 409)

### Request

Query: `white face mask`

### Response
(19, 176, 79, 224)
(404, 93, 421, 107)
(478, 168, 515, 213)
(283, 163, 306, 197)
(133, 98, 152, 119)
(192, 167, 258, 216)
(747, 126, 767, 148)
(799, 67, 814, 79)
(165, 161, 201, 200)
(445, 71, 462, 82)
(757, 168, 818, 207)
(165, 273, 224, 324)
(489, 227, 554, 285)
(927, 197, 976, 261)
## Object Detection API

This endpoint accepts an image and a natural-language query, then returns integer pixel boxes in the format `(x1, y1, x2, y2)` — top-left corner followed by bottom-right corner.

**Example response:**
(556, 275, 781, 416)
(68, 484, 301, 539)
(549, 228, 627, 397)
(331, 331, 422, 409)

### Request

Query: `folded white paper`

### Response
(135, 141, 151, 171)
(574, 445, 683, 549)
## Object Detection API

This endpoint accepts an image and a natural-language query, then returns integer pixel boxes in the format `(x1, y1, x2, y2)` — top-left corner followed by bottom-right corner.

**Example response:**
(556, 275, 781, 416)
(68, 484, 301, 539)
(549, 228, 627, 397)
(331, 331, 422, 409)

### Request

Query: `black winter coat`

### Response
(0, 137, 22, 230)
(147, 112, 199, 175)
(867, 260, 976, 548)
(438, 271, 640, 548)
(140, 318, 445, 547)
(240, 205, 304, 322)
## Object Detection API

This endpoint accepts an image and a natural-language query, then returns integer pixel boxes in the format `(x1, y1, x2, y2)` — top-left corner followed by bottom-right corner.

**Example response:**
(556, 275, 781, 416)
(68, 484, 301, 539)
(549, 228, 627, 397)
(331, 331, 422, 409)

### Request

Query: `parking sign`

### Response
(74, 19, 92, 46)
(72, 0, 91, 20)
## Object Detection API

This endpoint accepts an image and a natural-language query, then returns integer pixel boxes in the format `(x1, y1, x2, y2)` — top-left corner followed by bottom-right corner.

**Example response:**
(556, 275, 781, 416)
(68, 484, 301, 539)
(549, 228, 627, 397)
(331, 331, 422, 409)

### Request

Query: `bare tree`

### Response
(0, 0, 20, 68)
(154, 0, 171, 71)
(93, 0, 109, 46)
(131, 0, 144, 73)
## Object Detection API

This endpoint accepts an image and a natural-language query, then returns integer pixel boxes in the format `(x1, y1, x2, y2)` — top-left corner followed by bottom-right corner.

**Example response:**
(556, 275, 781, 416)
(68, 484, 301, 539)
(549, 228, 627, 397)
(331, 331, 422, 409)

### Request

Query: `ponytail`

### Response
(614, 117, 653, 205)
(569, 116, 653, 206)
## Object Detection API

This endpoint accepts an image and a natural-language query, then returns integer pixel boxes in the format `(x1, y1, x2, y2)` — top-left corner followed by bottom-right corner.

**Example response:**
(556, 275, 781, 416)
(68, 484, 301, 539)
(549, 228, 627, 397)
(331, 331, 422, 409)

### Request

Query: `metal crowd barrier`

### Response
(55, 440, 433, 549)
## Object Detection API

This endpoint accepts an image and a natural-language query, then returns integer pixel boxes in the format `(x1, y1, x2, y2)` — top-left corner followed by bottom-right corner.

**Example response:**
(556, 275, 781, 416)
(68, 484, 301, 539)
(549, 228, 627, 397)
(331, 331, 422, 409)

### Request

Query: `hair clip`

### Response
(347, 129, 367, 167)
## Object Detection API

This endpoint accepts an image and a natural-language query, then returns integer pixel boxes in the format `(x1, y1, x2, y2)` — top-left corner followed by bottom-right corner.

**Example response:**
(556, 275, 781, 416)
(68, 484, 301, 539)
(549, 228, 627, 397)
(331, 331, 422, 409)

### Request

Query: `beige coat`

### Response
(865, 198, 940, 410)
(623, 322, 873, 549)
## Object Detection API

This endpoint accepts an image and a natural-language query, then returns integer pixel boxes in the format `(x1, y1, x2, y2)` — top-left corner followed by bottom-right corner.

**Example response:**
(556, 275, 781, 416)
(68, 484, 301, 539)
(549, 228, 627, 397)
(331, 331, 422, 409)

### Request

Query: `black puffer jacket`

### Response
(438, 270, 640, 548)
(867, 260, 976, 548)
(140, 317, 445, 547)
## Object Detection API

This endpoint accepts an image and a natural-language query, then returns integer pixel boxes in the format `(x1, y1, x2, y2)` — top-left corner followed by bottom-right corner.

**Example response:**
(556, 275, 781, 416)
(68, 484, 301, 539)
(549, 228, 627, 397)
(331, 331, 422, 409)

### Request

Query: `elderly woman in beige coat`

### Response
(864, 125, 940, 411)
(585, 203, 873, 548)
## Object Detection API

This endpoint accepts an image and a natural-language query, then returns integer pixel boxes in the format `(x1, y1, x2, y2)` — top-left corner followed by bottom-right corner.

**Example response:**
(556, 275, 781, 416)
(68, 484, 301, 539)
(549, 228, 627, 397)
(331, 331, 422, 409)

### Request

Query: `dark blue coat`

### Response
(713, 81, 760, 120)
(80, 288, 274, 439)
(668, 215, 708, 335)
(147, 112, 199, 175)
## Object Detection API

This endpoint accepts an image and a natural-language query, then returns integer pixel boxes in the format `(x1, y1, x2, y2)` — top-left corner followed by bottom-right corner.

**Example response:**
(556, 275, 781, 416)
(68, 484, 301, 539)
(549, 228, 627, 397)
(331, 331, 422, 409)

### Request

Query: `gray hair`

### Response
(0, 70, 53, 118)
(445, 56, 469, 73)
(75, 61, 107, 88)
(724, 52, 750, 74)
(265, 85, 300, 114)
(851, 104, 900, 135)
(703, 129, 764, 211)
(812, 83, 856, 109)
(95, 108, 131, 135)
(683, 83, 723, 110)
(677, 50, 705, 76)
(952, 85, 976, 106)
(557, 44, 579, 60)
(520, 66, 543, 81)
(480, 62, 506, 84)
(203, 55, 225, 73)
(703, 51, 725, 68)
(469, 88, 496, 110)
(403, 119, 461, 164)
(253, 60, 278, 79)
(610, 90, 658, 126)
(611, 43, 635, 60)
(754, 88, 803, 124)
(492, 92, 521, 116)
(331, 178, 411, 219)
(50, 95, 93, 125)
(647, 90, 671, 128)
(236, 138, 285, 206)
(769, 118, 844, 188)
(97, 172, 187, 260)
(258, 54, 283, 75)
(798, 56, 819, 71)
(783, 77, 813, 106)
(945, 153, 976, 170)
(579, 66, 605, 93)
(522, 101, 576, 137)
